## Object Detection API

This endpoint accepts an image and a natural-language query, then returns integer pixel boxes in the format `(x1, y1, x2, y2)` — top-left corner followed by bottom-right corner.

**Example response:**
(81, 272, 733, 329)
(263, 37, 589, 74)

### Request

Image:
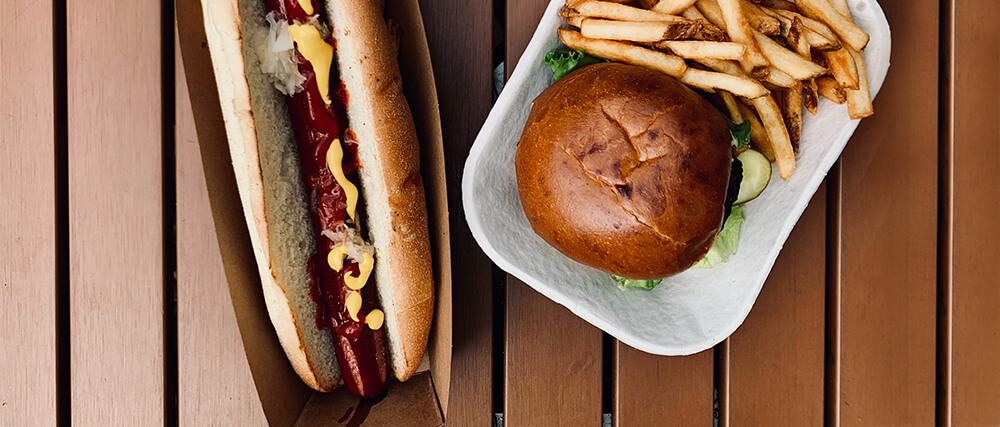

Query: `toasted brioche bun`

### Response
(516, 63, 733, 279)
(200, 0, 434, 391)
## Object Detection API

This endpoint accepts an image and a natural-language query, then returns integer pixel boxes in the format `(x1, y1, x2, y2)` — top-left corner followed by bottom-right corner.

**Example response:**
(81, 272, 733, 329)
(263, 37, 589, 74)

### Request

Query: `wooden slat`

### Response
(175, 27, 268, 427)
(0, 0, 57, 423)
(505, 0, 550, 79)
(505, 279, 603, 426)
(420, 0, 497, 423)
(832, 0, 939, 424)
(726, 187, 826, 425)
(503, 1, 604, 424)
(946, 0, 1000, 424)
(615, 346, 714, 426)
(68, 0, 164, 422)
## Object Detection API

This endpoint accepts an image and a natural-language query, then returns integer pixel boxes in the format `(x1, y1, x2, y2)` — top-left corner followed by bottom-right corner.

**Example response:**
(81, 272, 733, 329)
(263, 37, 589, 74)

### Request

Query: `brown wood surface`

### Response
(419, 0, 497, 423)
(946, 0, 1000, 424)
(0, 0, 57, 423)
(725, 188, 827, 426)
(175, 29, 268, 427)
(67, 0, 165, 422)
(615, 346, 714, 426)
(504, 279, 604, 426)
(832, 0, 940, 424)
(6, 0, 1000, 423)
(506, 0, 550, 79)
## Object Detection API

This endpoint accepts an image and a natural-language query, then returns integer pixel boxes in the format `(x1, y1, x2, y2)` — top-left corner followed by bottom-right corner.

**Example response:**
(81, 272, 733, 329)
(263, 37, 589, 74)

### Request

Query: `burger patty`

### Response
(724, 157, 743, 219)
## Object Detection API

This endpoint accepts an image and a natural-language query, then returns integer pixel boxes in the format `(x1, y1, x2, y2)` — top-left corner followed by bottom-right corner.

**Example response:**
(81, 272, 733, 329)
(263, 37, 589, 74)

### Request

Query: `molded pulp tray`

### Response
(463, 0, 891, 355)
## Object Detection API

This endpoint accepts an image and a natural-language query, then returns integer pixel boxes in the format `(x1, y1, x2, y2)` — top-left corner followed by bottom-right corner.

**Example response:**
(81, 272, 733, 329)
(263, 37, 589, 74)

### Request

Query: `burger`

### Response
(516, 58, 768, 289)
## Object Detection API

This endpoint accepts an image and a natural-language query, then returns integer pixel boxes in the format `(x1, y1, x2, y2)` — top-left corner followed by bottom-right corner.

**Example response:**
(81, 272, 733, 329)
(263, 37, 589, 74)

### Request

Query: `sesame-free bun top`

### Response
(515, 63, 733, 279)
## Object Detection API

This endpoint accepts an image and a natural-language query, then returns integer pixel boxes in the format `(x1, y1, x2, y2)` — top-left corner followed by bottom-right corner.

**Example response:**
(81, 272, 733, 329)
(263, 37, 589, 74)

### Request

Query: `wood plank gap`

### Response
(162, 0, 179, 424)
(715, 340, 730, 427)
(493, 0, 507, 415)
(935, 1, 955, 426)
(824, 162, 842, 427)
(601, 333, 613, 418)
(492, 265, 506, 417)
(54, 0, 70, 422)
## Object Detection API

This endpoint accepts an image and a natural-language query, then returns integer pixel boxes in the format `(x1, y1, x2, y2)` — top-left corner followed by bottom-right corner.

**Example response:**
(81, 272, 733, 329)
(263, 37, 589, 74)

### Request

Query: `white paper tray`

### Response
(462, 0, 891, 355)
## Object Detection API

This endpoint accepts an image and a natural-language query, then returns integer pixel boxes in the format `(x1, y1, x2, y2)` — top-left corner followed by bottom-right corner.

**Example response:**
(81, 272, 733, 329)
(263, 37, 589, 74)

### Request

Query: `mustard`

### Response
(296, 0, 314, 15)
(325, 138, 359, 219)
(287, 23, 333, 104)
(344, 253, 374, 291)
(365, 309, 384, 330)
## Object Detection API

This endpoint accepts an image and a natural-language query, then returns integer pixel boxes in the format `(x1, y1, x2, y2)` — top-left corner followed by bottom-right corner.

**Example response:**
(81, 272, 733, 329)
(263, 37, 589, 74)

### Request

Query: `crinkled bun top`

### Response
(515, 62, 733, 279)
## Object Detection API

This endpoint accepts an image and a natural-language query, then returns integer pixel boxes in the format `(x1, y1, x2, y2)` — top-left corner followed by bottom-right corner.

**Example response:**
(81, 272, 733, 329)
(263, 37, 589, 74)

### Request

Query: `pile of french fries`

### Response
(559, 0, 873, 179)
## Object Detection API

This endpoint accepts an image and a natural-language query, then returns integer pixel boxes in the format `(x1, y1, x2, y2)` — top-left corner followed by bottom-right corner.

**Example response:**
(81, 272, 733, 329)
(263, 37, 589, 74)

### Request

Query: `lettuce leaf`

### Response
(692, 205, 745, 269)
(612, 275, 662, 291)
(724, 115, 752, 150)
(544, 49, 607, 81)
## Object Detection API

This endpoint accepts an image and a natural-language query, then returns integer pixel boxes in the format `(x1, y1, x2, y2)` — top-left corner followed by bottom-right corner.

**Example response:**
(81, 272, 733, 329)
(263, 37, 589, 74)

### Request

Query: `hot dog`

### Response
(199, 0, 435, 398)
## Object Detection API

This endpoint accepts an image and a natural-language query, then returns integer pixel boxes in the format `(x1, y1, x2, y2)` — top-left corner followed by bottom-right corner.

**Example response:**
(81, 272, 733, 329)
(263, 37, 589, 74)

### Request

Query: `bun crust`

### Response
(516, 63, 733, 279)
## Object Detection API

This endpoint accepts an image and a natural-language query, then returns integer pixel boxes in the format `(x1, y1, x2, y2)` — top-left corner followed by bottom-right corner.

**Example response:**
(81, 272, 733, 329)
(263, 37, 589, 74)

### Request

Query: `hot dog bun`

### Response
(200, 0, 434, 390)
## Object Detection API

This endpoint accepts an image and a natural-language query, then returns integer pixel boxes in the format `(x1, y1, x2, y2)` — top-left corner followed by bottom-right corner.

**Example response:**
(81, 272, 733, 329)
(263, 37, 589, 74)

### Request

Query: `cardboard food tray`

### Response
(463, 0, 891, 356)
(176, 0, 451, 425)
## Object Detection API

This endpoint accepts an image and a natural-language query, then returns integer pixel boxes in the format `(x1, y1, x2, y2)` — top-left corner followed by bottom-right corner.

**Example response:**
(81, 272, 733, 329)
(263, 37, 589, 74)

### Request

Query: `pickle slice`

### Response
(735, 149, 771, 205)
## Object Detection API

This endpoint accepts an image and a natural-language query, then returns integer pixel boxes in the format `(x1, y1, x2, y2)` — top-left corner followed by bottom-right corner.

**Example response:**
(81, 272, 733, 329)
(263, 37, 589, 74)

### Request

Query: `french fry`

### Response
(638, 0, 658, 8)
(823, 48, 859, 89)
(795, 0, 869, 51)
(763, 67, 799, 88)
(693, 0, 726, 29)
(828, 0, 851, 17)
(756, 0, 797, 12)
(714, 0, 770, 77)
(696, 57, 745, 75)
(736, 101, 776, 161)
(769, 9, 841, 50)
(567, 15, 586, 28)
(651, 0, 698, 15)
(680, 6, 729, 41)
(752, 95, 795, 179)
(778, 84, 803, 152)
(803, 79, 819, 115)
(680, 68, 769, 98)
(720, 91, 744, 122)
(753, 31, 825, 80)
(739, 0, 781, 36)
(656, 40, 746, 59)
(580, 18, 701, 42)
(815, 75, 846, 104)
(789, 17, 811, 59)
(559, 29, 688, 77)
(564, 1, 687, 23)
(845, 47, 873, 119)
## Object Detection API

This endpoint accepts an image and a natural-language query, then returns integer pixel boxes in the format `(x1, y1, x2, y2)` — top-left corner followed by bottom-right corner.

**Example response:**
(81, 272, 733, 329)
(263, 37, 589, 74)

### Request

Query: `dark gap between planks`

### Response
(824, 162, 843, 427)
(935, 0, 955, 424)
(54, 0, 70, 423)
(492, 0, 507, 421)
(163, 0, 179, 424)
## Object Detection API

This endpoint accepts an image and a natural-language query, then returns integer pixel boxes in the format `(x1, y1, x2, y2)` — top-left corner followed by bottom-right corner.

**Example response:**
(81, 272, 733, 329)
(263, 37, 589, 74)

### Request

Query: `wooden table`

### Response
(2, 0, 998, 425)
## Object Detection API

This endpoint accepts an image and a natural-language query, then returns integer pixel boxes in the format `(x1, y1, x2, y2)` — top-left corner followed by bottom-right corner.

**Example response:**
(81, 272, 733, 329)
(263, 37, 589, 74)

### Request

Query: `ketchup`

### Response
(264, 0, 388, 399)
